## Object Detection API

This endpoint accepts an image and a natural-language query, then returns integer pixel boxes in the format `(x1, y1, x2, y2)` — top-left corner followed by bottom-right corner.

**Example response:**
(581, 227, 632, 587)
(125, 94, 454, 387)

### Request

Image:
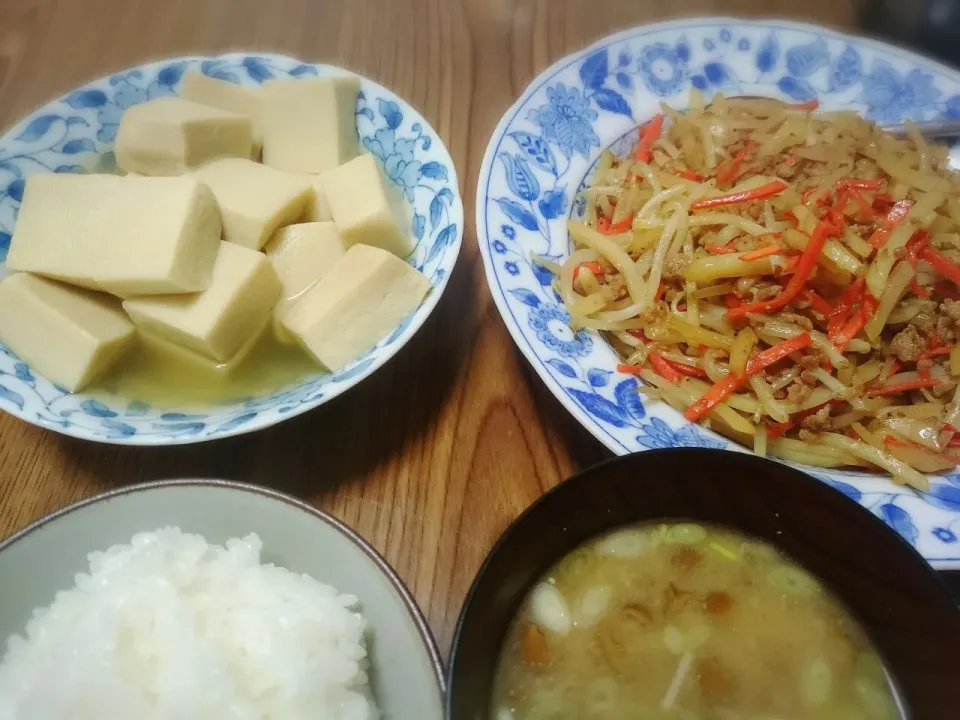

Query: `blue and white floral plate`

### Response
(476, 18, 960, 568)
(0, 53, 463, 445)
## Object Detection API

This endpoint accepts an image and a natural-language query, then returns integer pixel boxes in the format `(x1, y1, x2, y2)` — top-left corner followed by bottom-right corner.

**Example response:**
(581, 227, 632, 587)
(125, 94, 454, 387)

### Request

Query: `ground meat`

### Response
(785, 381, 812, 405)
(908, 299, 938, 333)
(754, 284, 781, 301)
(775, 160, 801, 179)
(779, 312, 815, 331)
(933, 234, 960, 251)
(936, 316, 956, 343)
(734, 276, 756, 298)
(942, 299, 960, 323)
(797, 428, 818, 442)
(662, 255, 690, 282)
(604, 275, 627, 301)
(848, 222, 874, 238)
(638, 300, 670, 329)
(800, 404, 832, 431)
(886, 325, 924, 362)
(800, 370, 818, 385)
(798, 354, 821, 371)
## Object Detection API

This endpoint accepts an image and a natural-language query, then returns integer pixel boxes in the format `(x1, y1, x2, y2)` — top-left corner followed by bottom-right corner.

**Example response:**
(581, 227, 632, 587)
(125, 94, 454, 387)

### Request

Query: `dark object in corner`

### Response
(860, 0, 960, 67)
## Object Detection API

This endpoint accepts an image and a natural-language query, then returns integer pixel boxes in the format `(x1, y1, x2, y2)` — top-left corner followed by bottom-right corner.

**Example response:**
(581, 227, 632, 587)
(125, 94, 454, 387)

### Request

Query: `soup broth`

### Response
(492, 523, 899, 720)
(92, 329, 320, 409)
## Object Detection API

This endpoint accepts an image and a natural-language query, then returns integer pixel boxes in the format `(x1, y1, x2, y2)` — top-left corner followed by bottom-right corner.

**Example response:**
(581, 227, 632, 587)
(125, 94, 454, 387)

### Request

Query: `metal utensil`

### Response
(728, 95, 960, 140)
(881, 119, 960, 140)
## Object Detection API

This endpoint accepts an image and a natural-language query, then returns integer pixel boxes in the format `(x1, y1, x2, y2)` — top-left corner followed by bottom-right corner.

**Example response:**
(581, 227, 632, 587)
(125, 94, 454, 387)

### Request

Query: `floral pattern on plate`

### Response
(476, 18, 960, 567)
(0, 53, 463, 445)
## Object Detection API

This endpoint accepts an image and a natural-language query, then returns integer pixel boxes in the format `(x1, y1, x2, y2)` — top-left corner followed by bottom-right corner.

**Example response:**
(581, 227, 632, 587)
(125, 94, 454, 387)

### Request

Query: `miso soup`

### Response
(492, 523, 900, 720)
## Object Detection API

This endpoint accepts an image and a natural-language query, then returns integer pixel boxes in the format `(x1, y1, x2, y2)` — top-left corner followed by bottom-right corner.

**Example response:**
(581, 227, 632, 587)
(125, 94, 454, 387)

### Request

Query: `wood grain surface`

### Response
(0, 0, 896, 658)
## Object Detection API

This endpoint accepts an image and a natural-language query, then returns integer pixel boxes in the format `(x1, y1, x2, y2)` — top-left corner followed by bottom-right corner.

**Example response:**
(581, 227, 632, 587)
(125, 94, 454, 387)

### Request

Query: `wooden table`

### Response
(6, 0, 951, 661)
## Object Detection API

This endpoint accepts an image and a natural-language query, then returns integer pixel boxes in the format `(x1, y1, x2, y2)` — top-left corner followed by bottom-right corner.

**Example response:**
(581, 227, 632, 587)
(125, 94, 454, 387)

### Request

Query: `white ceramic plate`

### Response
(0, 479, 444, 719)
(476, 18, 960, 568)
(0, 53, 463, 445)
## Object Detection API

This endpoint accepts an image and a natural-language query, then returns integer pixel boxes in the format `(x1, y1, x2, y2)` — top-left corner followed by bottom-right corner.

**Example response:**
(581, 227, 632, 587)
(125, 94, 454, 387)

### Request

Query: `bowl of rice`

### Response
(0, 479, 444, 720)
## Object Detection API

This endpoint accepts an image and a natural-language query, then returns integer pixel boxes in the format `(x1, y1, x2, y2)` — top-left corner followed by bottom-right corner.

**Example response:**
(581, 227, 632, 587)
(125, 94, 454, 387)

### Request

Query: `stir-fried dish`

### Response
(545, 93, 960, 488)
(492, 523, 900, 720)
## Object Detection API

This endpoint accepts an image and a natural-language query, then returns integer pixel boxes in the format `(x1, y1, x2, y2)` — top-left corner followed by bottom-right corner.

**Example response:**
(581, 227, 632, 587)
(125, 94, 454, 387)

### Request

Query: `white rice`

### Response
(0, 528, 379, 720)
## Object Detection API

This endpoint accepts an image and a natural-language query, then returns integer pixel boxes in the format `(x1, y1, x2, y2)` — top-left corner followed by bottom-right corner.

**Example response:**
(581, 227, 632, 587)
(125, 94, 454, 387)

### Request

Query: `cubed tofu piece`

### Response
(115, 97, 252, 176)
(5, 174, 123, 291)
(299, 175, 333, 222)
(123, 242, 280, 362)
(264, 222, 348, 342)
(180, 71, 264, 158)
(282, 244, 429, 371)
(265, 222, 348, 303)
(261, 76, 360, 173)
(321, 153, 413, 257)
(191, 158, 311, 249)
(0, 274, 135, 391)
(7, 174, 222, 297)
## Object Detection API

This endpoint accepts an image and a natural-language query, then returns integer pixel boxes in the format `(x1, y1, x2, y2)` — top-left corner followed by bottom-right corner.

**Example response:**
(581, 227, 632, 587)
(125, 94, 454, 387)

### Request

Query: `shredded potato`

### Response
(548, 93, 960, 487)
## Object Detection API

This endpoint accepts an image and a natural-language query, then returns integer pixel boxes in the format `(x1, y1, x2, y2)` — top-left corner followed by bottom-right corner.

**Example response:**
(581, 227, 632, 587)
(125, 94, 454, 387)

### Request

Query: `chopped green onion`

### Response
(709, 541, 739, 561)
(665, 523, 707, 545)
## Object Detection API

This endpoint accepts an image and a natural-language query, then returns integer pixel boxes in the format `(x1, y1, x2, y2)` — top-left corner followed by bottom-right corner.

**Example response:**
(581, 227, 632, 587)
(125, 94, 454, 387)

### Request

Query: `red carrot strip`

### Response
(705, 242, 736, 255)
(674, 169, 703, 182)
(835, 316, 866, 351)
(740, 243, 783, 261)
(683, 374, 742, 422)
(684, 334, 812, 422)
(716, 146, 749, 185)
(905, 231, 931, 267)
(574, 261, 603, 281)
(744, 333, 813, 376)
(725, 222, 830, 320)
(803, 289, 832, 316)
(634, 114, 664, 163)
(648, 352, 683, 383)
(598, 216, 633, 235)
(918, 346, 951, 360)
(866, 378, 940, 396)
(918, 246, 960, 287)
(669, 362, 708, 378)
(847, 188, 875, 221)
(867, 200, 912, 249)
(829, 278, 865, 318)
(791, 99, 820, 111)
(690, 181, 789, 211)
(936, 281, 960, 300)
(838, 178, 885, 191)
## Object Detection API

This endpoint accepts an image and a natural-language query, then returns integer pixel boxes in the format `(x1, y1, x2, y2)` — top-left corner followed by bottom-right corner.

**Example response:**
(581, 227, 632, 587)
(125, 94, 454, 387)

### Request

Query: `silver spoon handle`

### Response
(880, 119, 960, 140)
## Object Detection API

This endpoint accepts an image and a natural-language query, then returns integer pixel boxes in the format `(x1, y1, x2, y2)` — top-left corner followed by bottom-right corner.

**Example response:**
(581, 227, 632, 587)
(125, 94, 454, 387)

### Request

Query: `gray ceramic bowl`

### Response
(0, 479, 444, 719)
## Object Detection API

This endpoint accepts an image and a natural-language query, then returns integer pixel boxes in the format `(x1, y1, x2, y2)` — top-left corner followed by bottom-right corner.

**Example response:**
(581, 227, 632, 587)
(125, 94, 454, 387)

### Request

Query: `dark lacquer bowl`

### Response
(447, 449, 960, 719)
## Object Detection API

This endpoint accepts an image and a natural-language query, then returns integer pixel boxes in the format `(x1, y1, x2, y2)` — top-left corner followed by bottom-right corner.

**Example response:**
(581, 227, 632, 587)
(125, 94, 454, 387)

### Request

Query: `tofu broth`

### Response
(492, 524, 900, 720)
(92, 327, 319, 408)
